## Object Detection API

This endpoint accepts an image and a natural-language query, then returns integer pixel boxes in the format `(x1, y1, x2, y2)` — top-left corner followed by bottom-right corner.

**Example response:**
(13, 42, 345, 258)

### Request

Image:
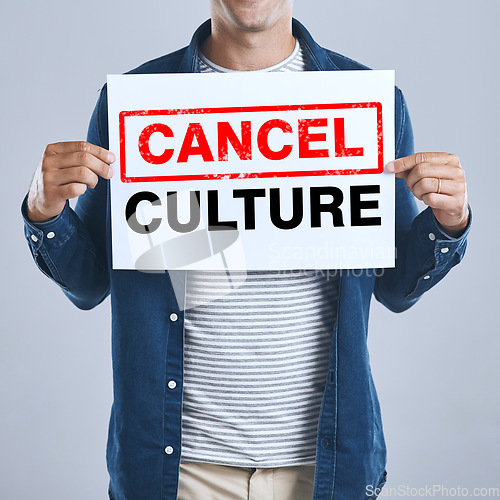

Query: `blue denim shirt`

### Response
(22, 19, 470, 500)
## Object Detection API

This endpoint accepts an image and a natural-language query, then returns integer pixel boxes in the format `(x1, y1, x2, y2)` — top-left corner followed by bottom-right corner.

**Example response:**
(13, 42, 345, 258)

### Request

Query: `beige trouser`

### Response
(177, 462, 315, 500)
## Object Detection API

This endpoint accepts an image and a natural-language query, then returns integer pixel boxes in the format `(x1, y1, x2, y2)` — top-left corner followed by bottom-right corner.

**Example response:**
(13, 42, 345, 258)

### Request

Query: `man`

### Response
(23, 1, 470, 499)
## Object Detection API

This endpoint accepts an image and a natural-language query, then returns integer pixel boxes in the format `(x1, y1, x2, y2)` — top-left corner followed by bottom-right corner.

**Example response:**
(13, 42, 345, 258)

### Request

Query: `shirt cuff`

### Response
(419, 205, 470, 262)
(431, 206, 472, 241)
(21, 194, 74, 255)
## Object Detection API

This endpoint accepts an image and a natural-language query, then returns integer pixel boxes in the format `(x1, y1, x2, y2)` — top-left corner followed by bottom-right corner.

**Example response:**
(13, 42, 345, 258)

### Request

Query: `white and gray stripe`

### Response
(181, 40, 339, 468)
(198, 37, 307, 73)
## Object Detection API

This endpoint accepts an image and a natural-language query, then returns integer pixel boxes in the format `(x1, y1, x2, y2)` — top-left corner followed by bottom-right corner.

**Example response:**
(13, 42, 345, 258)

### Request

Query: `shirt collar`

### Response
(177, 18, 341, 74)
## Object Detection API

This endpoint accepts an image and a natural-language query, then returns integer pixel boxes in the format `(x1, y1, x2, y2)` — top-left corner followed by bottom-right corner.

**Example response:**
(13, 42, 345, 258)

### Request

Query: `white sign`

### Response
(107, 71, 395, 271)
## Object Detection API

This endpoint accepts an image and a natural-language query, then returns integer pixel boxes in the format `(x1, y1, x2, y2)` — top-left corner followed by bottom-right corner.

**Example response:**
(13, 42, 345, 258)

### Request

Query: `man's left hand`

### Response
(386, 152, 469, 237)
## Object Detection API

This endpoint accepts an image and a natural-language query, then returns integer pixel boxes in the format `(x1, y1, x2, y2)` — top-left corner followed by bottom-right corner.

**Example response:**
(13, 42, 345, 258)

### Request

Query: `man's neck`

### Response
(201, 16, 295, 71)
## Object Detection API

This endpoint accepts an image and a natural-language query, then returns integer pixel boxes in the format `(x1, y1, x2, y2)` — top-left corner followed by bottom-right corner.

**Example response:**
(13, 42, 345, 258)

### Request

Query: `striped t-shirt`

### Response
(181, 40, 340, 468)
(198, 37, 307, 73)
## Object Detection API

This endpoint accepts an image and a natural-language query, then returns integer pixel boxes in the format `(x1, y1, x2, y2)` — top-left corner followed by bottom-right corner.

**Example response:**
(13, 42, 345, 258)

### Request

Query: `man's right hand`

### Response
(27, 141, 115, 222)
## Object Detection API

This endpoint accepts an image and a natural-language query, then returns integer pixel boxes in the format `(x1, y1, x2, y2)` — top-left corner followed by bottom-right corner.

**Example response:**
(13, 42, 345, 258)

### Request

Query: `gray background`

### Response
(1, 0, 499, 498)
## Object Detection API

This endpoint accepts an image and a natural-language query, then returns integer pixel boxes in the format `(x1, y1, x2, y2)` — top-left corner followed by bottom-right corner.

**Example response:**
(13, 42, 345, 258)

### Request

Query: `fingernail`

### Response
(107, 167, 114, 178)
(107, 152, 116, 164)
(385, 161, 395, 173)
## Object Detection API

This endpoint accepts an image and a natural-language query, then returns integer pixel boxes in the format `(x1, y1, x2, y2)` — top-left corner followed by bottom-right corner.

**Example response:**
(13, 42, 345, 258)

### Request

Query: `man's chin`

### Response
(228, 12, 280, 33)
(233, 20, 269, 32)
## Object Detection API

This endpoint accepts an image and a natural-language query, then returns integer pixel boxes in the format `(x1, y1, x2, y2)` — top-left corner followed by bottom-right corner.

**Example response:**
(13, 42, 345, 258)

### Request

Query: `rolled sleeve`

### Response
(22, 195, 75, 289)
(404, 205, 471, 300)
(21, 193, 110, 308)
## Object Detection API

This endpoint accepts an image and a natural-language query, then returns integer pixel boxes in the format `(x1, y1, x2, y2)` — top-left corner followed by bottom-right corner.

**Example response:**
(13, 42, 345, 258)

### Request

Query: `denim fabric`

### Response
(22, 19, 470, 500)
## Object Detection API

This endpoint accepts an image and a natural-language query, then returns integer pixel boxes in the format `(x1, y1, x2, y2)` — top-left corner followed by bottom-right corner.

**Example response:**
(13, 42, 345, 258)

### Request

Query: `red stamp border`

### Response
(119, 102, 383, 183)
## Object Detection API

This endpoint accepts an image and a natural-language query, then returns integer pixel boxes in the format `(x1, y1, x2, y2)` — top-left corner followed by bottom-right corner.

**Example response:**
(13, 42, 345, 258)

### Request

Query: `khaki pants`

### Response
(177, 462, 315, 500)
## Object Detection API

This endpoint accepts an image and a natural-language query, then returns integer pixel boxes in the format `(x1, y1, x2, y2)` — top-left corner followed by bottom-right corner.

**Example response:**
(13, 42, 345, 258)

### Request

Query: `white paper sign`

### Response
(107, 71, 395, 271)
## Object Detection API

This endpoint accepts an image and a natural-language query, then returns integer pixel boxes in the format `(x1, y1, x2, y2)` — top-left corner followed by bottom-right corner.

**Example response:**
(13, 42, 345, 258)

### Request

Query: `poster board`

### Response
(107, 70, 395, 270)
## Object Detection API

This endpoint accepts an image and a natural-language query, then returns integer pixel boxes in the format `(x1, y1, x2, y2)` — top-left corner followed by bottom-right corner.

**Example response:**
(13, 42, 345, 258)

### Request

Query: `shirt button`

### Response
(428, 233, 436, 241)
(165, 446, 174, 455)
(423, 275, 431, 280)
(167, 380, 177, 390)
(440, 247, 450, 254)
(31, 234, 38, 242)
(47, 231, 55, 239)
(170, 313, 178, 322)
